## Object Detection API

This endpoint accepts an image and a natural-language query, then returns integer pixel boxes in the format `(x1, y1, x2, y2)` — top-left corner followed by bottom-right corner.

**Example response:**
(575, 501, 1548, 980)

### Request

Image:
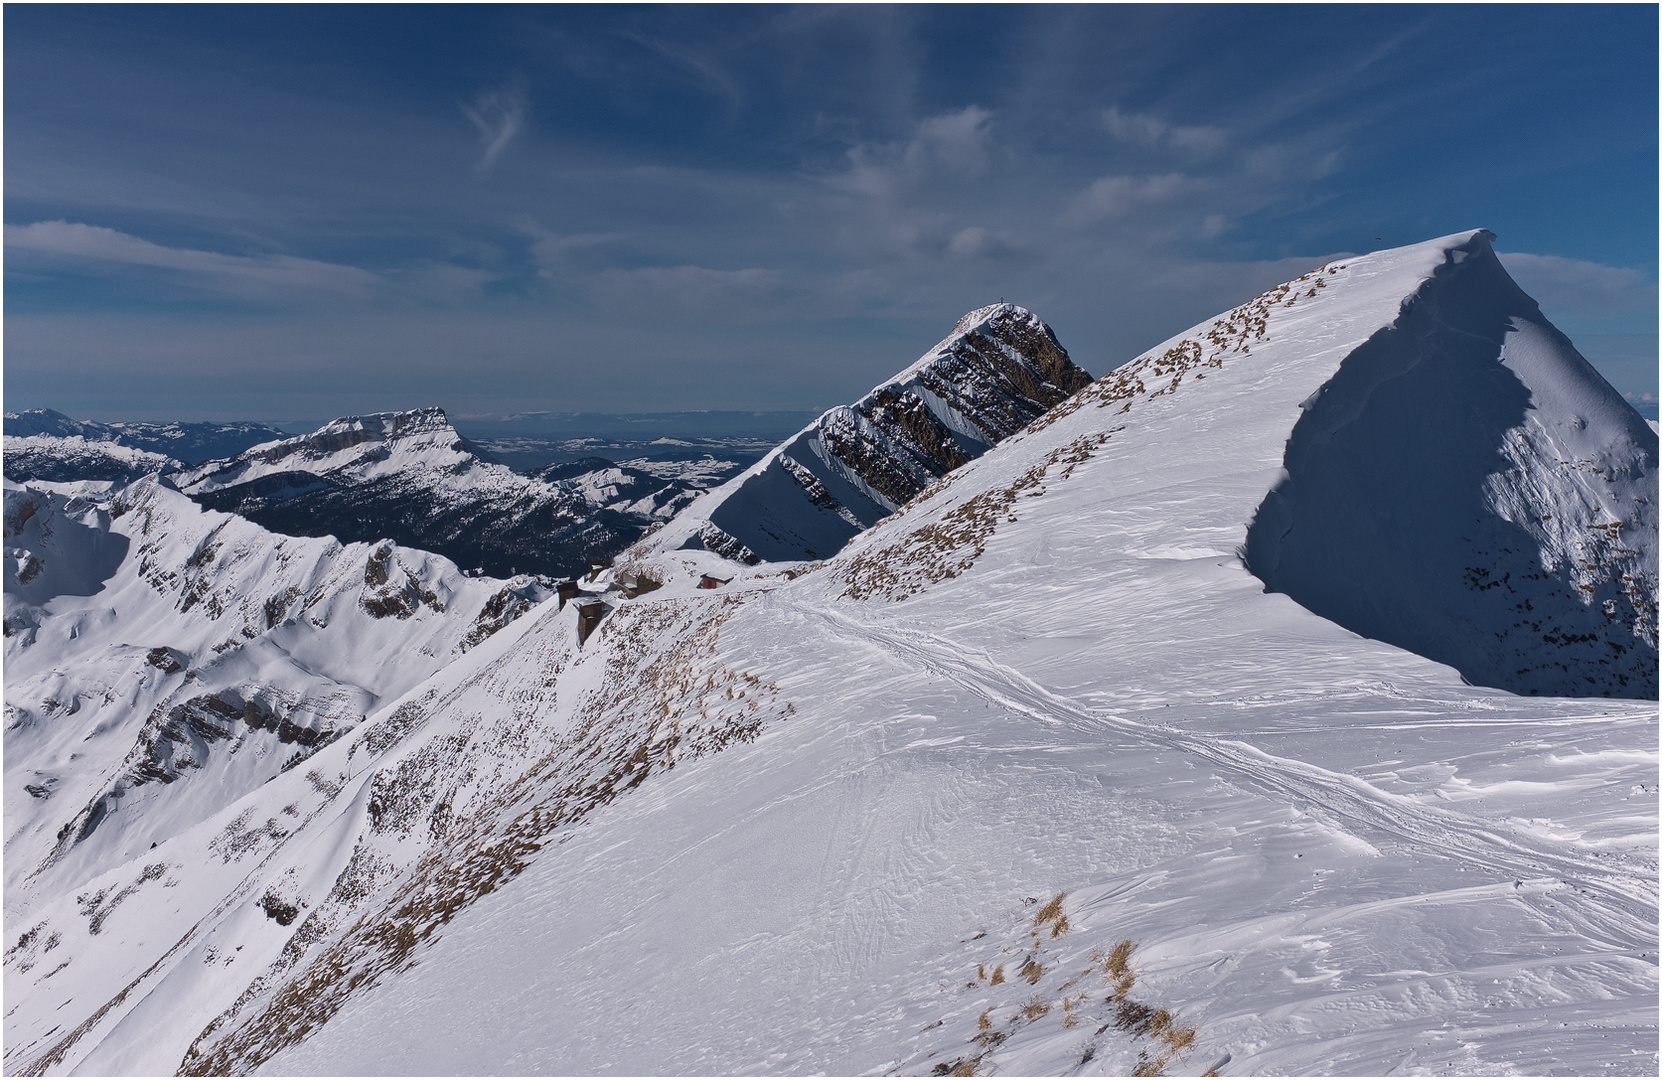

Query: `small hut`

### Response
(574, 598, 610, 645)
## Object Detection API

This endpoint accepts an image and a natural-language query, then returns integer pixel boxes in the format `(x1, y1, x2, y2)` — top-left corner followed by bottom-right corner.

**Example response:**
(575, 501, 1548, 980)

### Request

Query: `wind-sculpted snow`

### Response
(5, 233, 1656, 1078)
(648, 303, 1092, 563)
(176, 408, 729, 579)
(3, 477, 548, 919)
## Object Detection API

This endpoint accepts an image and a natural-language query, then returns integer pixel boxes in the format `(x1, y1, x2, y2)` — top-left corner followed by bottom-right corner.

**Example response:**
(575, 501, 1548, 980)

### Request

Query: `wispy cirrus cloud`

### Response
(462, 85, 528, 174)
(4, 220, 379, 299)
(836, 105, 995, 200)
(1064, 173, 1209, 226)
(1102, 106, 1227, 157)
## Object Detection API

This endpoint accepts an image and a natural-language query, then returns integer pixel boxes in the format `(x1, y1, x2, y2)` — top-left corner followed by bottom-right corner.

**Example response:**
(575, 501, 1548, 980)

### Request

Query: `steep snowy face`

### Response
(653, 304, 1091, 563)
(3, 476, 548, 914)
(2, 410, 289, 480)
(1243, 232, 1657, 697)
(174, 408, 724, 579)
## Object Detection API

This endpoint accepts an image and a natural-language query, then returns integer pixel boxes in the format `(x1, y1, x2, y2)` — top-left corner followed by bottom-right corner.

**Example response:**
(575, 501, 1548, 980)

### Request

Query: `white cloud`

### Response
(908, 105, 994, 176)
(462, 86, 528, 174)
(4, 220, 380, 299)
(1103, 106, 1226, 157)
(1501, 252, 1658, 321)
(835, 105, 996, 200)
(589, 264, 793, 322)
(1064, 173, 1208, 225)
(944, 225, 1017, 261)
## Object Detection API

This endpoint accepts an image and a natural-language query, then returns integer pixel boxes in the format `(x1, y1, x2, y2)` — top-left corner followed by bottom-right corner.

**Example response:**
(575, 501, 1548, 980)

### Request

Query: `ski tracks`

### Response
(775, 597, 1658, 956)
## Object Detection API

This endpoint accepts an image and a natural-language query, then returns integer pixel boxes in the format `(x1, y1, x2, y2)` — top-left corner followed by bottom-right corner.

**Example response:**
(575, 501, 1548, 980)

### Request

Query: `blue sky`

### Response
(5, 3, 1657, 423)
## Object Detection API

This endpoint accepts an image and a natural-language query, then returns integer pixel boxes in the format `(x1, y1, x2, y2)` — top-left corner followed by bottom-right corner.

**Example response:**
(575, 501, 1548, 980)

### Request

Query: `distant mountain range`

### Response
(173, 408, 736, 579)
(4, 316, 1086, 578)
(3, 410, 769, 579)
(2, 411, 291, 483)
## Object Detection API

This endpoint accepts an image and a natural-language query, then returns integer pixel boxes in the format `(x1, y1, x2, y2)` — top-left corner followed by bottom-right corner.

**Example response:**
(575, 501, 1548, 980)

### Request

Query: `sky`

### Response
(4, 3, 1657, 425)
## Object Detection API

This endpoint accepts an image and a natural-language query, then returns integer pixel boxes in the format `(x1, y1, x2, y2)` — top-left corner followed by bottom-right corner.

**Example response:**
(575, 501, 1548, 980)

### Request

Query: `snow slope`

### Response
(175, 408, 724, 579)
(646, 303, 1092, 563)
(4, 232, 1655, 1078)
(3, 476, 549, 922)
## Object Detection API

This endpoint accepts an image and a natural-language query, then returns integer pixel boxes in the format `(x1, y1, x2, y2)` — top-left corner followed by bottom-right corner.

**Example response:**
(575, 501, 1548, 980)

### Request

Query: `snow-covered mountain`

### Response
(3, 476, 551, 921)
(3, 410, 290, 483)
(647, 303, 1092, 563)
(175, 408, 730, 579)
(1, 437, 187, 485)
(5, 232, 1656, 1078)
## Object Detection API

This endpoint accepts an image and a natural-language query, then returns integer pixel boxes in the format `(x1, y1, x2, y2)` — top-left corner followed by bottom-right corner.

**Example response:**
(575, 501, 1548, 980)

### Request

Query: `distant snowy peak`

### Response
(177, 407, 480, 494)
(175, 408, 738, 579)
(654, 303, 1092, 563)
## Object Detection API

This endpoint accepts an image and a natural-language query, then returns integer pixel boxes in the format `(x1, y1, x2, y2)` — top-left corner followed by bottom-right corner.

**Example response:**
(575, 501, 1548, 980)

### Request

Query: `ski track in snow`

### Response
(784, 598, 1656, 955)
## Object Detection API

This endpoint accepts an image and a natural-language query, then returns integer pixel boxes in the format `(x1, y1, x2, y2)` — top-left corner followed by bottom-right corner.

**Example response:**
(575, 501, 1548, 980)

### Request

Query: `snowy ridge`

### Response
(3, 476, 549, 923)
(646, 303, 1092, 563)
(1, 436, 185, 485)
(4, 233, 1656, 1077)
(176, 409, 476, 495)
(3, 410, 290, 481)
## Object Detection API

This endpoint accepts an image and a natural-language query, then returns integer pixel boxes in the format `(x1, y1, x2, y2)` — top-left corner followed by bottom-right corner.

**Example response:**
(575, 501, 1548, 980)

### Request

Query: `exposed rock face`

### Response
(655, 303, 1093, 563)
(176, 409, 731, 579)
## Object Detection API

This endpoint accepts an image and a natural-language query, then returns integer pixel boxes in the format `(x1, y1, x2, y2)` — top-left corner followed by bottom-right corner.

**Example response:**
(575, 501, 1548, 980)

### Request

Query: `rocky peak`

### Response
(641, 303, 1093, 564)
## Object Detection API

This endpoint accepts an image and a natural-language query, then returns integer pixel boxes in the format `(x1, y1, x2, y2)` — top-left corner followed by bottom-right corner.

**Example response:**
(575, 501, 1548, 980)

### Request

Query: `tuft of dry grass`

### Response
(1019, 996, 1051, 1022)
(1019, 958, 1045, 984)
(1105, 938, 1135, 979)
(989, 963, 1005, 985)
